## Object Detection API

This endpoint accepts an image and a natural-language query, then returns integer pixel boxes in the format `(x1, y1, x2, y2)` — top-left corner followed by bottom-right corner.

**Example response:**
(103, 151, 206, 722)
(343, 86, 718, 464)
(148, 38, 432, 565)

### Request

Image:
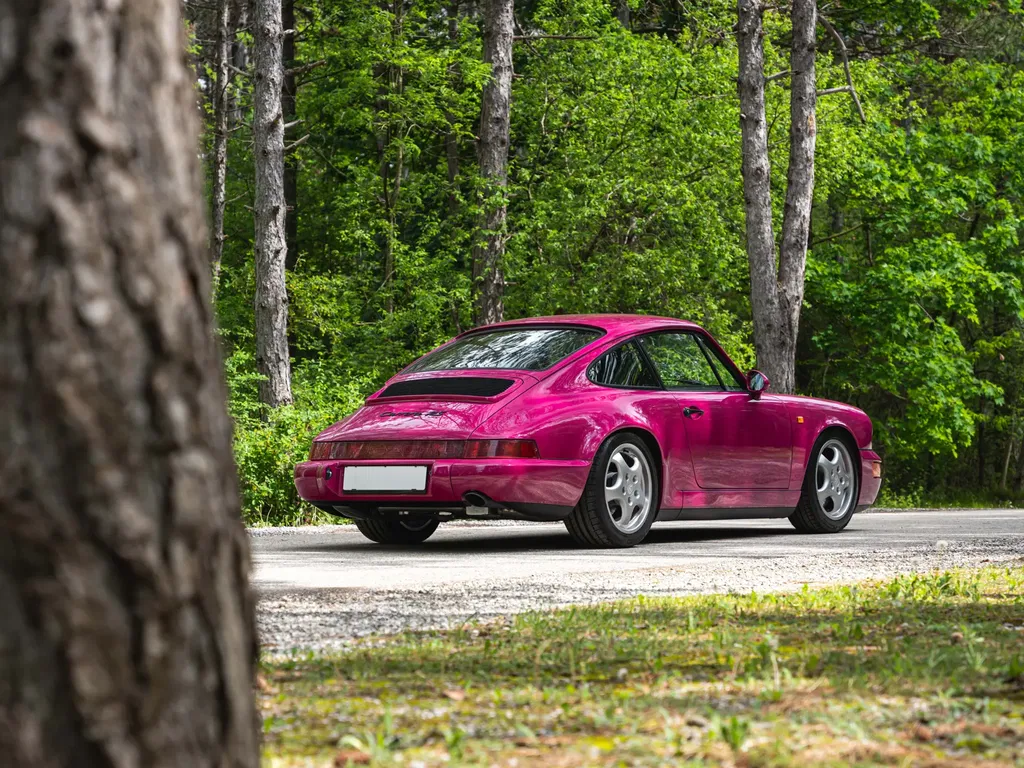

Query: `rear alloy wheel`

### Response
(354, 516, 439, 545)
(789, 435, 858, 533)
(565, 434, 659, 548)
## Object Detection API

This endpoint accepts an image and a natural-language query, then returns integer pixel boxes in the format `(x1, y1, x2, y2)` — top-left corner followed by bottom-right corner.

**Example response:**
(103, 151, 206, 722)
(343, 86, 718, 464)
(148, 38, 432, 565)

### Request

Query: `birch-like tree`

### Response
(253, 0, 294, 406)
(737, 0, 818, 394)
(211, 0, 234, 288)
(472, 0, 514, 327)
(0, 1, 258, 765)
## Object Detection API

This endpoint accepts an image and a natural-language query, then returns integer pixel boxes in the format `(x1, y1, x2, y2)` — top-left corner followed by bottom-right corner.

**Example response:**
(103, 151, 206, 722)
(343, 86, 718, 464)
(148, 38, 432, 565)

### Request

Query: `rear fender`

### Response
(469, 365, 682, 508)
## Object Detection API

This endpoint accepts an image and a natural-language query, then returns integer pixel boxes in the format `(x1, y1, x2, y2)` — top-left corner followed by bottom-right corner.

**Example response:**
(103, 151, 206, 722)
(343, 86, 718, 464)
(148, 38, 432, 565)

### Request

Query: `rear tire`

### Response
(789, 432, 859, 534)
(565, 433, 660, 548)
(354, 516, 439, 545)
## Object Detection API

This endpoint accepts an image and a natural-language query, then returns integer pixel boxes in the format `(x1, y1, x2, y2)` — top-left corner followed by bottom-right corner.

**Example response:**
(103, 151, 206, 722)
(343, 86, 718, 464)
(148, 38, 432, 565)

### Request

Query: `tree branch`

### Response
(285, 134, 310, 152)
(284, 59, 326, 78)
(512, 34, 595, 41)
(809, 222, 864, 247)
(818, 16, 867, 123)
(765, 70, 793, 83)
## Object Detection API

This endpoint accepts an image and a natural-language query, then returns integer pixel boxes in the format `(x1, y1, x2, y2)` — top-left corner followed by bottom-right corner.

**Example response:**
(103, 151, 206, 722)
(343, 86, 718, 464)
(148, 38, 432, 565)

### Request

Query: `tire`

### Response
(565, 433, 660, 548)
(354, 516, 439, 545)
(789, 432, 859, 533)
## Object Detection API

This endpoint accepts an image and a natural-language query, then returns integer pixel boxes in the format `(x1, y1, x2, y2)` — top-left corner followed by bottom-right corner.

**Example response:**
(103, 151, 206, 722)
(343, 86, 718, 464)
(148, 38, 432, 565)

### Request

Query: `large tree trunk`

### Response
(776, 0, 817, 394)
(211, 0, 234, 290)
(0, 2, 259, 767)
(737, 0, 817, 394)
(253, 0, 294, 407)
(472, 0, 513, 327)
(737, 0, 782, 384)
(282, 0, 300, 271)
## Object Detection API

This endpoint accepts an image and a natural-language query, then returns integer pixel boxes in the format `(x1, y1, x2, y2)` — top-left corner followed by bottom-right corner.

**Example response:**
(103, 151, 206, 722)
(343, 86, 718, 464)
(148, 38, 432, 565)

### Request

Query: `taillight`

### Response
(464, 439, 540, 459)
(310, 442, 331, 460)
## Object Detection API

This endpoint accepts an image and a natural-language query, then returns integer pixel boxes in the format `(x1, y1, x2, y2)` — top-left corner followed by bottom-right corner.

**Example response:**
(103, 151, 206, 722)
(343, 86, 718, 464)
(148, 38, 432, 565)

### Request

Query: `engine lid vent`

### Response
(379, 377, 515, 399)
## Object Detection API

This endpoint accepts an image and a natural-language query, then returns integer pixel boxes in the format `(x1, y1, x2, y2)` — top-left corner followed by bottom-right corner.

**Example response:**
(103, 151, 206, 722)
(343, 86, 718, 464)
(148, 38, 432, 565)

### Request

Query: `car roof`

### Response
(465, 314, 702, 336)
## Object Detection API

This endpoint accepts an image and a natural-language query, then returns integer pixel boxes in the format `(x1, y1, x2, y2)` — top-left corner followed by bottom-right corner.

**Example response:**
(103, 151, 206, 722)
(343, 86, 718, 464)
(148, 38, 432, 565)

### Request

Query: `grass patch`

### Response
(261, 567, 1024, 766)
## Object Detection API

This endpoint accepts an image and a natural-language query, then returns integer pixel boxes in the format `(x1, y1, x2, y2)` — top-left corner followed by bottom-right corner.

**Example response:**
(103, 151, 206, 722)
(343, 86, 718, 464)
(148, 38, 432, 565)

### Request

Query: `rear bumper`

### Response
(858, 450, 882, 507)
(294, 458, 590, 521)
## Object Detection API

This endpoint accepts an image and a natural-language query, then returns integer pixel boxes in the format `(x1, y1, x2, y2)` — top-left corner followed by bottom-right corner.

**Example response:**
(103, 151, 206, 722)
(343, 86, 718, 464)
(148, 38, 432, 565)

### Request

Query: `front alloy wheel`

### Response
(565, 434, 659, 548)
(790, 435, 858, 533)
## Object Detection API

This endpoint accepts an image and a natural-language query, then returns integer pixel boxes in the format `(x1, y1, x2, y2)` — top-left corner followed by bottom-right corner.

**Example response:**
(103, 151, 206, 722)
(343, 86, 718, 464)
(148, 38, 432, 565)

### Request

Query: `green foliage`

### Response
(227, 346, 373, 525)
(191, 0, 1024, 521)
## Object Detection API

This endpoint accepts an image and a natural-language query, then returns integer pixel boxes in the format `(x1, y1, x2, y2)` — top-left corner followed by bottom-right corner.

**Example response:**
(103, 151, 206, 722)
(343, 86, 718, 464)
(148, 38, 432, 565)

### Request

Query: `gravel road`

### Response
(252, 509, 1024, 650)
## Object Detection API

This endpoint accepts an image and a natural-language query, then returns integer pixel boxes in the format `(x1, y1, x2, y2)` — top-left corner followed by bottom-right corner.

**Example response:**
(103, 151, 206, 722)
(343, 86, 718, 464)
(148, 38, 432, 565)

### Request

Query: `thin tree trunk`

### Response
(211, 0, 234, 290)
(229, 1, 249, 129)
(0, 1, 258, 766)
(737, 0, 818, 394)
(776, 0, 817, 394)
(1001, 436, 1013, 490)
(253, 0, 294, 407)
(445, 1, 461, 222)
(472, 0, 513, 327)
(977, 417, 986, 489)
(282, 0, 299, 270)
(374, 1, 404, 315)
(1016, 436, 1024, 494)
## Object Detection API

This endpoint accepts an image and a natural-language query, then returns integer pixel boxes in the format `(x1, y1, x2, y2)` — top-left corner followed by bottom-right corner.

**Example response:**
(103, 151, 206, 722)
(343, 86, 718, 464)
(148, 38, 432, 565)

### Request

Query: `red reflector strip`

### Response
(308, 439, 541, 460)
(464, 439, 540, 459)
(307, 441, 465, 460)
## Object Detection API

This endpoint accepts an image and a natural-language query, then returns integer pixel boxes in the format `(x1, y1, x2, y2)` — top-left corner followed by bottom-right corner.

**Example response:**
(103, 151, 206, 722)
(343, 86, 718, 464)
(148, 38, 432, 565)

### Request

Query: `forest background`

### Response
(184, 0, 1024, 525)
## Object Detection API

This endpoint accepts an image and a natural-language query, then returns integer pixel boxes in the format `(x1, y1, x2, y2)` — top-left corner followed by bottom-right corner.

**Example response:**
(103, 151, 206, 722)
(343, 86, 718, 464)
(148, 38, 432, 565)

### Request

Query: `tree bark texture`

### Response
(737, 0, 818, 394)
(282, 0, 299, 271)
(253, 0, 293, 407)
(374, 1, 404, 315)
(737, 0, 782, 385)
(211, 0, 234, 290)
(0, 2, 259, 767)
(445, 2, 461, 223)
(776, 0, 817, 395)
(472, 0, 513, 327)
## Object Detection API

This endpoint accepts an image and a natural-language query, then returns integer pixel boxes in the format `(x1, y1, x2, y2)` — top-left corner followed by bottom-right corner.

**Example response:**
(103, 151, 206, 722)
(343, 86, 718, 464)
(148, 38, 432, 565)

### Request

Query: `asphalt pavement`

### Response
(251, 509, 1024, 650)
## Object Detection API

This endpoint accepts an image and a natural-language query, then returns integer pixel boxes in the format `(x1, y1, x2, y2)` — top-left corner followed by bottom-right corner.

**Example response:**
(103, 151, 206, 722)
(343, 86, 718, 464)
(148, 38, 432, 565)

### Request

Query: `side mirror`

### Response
(747, 370, 770, 399)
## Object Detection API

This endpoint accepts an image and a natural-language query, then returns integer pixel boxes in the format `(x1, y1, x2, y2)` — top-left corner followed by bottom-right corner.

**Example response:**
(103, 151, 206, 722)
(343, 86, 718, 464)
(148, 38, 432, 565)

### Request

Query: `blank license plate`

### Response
(342, 465, 428, 492)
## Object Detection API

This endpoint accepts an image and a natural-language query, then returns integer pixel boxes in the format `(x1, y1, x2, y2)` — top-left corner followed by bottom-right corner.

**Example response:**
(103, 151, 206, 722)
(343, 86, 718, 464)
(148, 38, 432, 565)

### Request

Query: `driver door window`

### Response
(639, 331, 792, 490)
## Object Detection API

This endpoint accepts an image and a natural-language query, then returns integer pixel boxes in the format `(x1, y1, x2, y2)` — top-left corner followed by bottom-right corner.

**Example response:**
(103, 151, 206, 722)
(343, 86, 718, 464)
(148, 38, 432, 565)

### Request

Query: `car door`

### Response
(637, 331, 792, 489)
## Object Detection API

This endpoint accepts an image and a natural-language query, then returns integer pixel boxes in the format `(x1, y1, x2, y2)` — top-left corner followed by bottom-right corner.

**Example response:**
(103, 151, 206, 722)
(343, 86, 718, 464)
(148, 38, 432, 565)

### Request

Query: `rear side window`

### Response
(405, 327, 601, 373)
(589, 342, 660, 389)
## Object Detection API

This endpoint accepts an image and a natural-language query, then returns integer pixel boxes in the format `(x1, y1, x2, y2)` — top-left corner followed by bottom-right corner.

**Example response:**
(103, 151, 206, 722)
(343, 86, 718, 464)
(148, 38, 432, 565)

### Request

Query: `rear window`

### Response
(405, 327, 601, 372)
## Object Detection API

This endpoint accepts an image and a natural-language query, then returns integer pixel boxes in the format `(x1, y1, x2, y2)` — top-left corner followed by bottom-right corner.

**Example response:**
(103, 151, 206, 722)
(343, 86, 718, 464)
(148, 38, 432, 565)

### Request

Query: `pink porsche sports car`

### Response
(295, 315, 882, 548)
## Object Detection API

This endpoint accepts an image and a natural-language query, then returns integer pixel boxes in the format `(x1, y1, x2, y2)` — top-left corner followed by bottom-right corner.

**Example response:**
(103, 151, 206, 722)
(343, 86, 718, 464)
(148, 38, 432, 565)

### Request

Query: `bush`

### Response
(226, 349, 376, 526)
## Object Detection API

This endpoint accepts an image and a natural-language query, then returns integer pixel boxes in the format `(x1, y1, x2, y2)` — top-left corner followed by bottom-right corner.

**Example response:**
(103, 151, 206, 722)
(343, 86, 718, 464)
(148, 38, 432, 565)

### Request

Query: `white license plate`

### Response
(342, 465, 428, 492)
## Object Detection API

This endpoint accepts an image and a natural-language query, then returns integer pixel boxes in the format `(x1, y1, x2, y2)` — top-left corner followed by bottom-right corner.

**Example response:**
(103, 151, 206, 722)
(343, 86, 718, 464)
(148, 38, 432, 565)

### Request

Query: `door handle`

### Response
(683, 406, 704, 419)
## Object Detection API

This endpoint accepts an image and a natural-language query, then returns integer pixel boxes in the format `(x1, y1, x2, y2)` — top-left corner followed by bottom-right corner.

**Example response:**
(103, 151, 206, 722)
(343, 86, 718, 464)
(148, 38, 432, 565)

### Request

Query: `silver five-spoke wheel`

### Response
(604, 443, 653, 534)
(815, 438, 854, 520)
